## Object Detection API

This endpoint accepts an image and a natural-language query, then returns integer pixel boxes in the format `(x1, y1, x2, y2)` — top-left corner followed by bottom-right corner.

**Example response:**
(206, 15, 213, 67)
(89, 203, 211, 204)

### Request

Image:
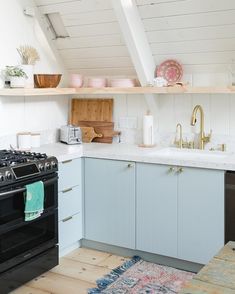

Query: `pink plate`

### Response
(156, 59, 183, 84)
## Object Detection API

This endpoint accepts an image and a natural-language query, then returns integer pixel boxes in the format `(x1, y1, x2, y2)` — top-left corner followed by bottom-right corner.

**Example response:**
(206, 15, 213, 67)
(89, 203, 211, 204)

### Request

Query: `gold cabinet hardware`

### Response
(168, 166, 176, 173)
(127, 163, 134, 168)
(61, 159, 72, 164)
(62, 188, 73, 193)
(62, 216, 73, 222)
(177, 167, 184, 173)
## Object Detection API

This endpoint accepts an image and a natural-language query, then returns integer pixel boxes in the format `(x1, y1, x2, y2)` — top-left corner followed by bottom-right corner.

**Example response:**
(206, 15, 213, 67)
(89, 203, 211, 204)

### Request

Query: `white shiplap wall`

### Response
(136, 0, 235, 74)
(35, 0, 136, 77)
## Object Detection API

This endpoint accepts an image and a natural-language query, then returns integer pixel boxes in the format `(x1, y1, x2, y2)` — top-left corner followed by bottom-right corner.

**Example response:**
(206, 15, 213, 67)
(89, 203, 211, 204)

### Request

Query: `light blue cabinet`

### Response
(84, 158, 135, 249)
(178, 167, 224, 264)
(58, 157, 83, 255)
(136, 163, 178, 258)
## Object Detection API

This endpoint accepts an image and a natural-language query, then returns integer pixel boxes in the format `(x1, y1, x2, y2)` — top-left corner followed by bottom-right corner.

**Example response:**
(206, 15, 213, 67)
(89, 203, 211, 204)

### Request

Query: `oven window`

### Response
(0, 213, 57, 264)
(0, 176, 57, 227)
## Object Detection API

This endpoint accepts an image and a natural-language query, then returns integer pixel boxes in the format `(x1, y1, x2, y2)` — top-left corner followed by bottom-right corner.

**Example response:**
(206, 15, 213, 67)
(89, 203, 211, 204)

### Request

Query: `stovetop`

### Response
(0, 150, 47, 168)
(0, 150, 58, 186)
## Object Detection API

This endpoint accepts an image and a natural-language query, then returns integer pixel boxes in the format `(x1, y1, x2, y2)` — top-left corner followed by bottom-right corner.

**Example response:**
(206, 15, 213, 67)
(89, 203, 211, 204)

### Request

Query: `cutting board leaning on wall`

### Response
(70, 98, 120, 143)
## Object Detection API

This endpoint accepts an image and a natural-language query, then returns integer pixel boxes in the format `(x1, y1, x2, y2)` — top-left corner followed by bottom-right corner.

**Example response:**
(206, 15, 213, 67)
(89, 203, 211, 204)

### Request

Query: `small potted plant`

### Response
(5, 66, 28, 88)
(17, 45, 40, 88)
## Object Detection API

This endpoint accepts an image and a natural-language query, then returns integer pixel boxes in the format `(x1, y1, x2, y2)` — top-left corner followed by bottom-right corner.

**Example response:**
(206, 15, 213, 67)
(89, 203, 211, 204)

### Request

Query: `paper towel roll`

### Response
(143, 113, 154, 145)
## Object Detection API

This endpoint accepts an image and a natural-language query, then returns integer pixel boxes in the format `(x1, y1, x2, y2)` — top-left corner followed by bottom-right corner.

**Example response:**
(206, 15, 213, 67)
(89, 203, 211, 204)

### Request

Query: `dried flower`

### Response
(17, 45, 40, 65)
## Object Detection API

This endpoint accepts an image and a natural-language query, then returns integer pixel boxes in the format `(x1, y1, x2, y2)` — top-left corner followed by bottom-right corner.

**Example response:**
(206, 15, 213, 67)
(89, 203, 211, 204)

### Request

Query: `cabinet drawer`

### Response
(59, 213, 82, 251)
(59, 186, 82, 221)
(58, 158, 82, 192)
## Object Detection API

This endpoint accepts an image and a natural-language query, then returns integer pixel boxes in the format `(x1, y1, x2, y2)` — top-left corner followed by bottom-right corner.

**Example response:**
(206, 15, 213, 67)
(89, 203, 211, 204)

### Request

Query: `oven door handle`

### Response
(0, 176, 58, 199)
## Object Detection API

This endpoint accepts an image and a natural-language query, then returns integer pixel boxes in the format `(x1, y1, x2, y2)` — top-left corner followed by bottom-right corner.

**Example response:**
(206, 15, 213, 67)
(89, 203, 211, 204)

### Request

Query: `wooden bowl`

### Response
(34, 74, 62, 88)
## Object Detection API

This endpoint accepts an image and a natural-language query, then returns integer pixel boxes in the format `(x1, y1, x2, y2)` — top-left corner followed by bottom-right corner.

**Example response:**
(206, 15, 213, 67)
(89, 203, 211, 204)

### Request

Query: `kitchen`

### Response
(1, 0, 235, 293)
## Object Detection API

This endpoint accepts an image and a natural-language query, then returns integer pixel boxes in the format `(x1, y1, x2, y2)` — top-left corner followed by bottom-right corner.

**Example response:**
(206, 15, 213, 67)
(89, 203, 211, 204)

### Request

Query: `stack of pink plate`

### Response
(87, 77, 107, 88)
(109, 78, 137, 87)
(69, 74, 83, 88)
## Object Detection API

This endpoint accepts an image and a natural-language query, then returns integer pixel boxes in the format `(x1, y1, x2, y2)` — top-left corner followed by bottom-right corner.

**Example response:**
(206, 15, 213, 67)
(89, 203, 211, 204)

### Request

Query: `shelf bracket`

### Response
(112, 0, 159, 117)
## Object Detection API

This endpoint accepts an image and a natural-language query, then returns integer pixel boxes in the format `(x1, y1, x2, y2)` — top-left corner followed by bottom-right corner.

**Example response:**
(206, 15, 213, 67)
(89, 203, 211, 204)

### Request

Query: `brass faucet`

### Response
(174, 123, 183, 148)
(190, 105, 211, 150)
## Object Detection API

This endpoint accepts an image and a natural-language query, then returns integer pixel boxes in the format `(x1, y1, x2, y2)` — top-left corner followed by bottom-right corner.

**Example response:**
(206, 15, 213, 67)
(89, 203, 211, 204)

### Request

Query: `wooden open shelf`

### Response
(0, 86, 235, 96)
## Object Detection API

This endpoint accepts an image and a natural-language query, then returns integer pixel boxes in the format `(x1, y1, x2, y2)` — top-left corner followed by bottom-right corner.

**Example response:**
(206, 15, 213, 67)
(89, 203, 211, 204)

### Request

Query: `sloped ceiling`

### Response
(35, 0, 235, 77)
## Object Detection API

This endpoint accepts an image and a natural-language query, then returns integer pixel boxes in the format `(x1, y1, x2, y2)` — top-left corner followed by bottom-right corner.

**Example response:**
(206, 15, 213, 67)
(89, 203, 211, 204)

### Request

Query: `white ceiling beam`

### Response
(112, 0, 159, 120)
(23, 1, 68, 84)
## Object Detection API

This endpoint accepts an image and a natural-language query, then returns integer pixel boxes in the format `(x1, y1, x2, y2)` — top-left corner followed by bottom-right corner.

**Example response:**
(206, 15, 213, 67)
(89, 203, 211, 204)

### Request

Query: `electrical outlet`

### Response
(119, 117, 137, 129)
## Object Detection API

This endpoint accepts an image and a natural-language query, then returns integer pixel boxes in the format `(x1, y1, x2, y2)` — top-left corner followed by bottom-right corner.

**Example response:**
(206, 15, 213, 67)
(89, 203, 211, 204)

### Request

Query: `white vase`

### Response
(10, 76, 25, 88)
(20, 64, 34, 88)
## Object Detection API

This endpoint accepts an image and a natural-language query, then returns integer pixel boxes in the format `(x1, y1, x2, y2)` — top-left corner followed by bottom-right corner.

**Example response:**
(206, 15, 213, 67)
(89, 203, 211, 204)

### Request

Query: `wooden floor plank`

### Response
(51, 258, 110, 284)
(180, 279, 235, 294)
(11, 285, 51, 294)
(214, 241, 235, 263)
(195, 258, 235, 290)
(97, 254, 130, 269)
(26, 272, 95, 294)
(65, 247, 111, 265)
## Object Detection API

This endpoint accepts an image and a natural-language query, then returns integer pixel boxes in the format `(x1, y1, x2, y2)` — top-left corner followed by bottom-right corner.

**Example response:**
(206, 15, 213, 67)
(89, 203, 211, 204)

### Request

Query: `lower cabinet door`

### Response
(136, 163, 178, 258)
(84, 158, 135, 249)
(178, 167, 224, 264)
(59, 186, 82, 221)
(59, 213, 82, 251)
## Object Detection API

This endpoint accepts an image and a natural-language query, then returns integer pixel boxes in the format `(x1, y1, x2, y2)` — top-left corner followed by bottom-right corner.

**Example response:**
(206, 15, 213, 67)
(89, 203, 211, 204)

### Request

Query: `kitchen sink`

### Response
(147, 147, 232, 159)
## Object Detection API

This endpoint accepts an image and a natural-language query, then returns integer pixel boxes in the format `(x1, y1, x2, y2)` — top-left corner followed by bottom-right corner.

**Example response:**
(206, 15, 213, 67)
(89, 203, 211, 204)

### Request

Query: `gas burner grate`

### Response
(0, 150, 47, 167)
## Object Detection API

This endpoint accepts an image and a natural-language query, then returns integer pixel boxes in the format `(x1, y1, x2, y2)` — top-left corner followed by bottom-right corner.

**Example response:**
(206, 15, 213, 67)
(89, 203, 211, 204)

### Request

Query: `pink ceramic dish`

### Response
(109, 78, 137, 87)
(87, 77, 107, 88)
(69, 74, 83, 88)
(156, 59, 183, 84)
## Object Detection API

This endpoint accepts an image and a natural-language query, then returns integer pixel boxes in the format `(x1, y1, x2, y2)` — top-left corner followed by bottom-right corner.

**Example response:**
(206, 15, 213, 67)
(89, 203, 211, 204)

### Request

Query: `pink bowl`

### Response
(69, 74, 83, 88)
(109, 78, 137, 87)
(87, 77, 107, 88)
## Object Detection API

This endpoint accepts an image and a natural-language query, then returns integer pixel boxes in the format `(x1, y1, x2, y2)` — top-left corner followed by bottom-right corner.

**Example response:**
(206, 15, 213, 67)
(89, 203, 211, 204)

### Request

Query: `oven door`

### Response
(0, 173, 58, 230)
(0, 211, 58, 274)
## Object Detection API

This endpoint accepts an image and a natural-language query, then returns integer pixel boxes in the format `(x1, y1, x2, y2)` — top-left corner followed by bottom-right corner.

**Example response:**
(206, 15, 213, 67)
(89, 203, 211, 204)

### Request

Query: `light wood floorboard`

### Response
(11, 248, 128, 294)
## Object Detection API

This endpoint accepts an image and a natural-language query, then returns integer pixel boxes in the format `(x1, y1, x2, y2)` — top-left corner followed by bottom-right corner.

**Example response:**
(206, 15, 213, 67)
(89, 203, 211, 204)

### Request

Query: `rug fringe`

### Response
(88, 255, 141, 294)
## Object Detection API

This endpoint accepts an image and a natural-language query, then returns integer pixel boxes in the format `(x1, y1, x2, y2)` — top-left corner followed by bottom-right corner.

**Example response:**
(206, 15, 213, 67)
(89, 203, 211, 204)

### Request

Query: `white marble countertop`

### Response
(32, 142, 235, 171)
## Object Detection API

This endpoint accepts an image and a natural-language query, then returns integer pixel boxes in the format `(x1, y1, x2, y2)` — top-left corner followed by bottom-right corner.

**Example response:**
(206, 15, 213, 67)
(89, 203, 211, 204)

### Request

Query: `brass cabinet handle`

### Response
(168, 166, 176, 173)
(62, 188, 73, 193)
(61, 159, 72, 164)
(62, 216, 73, 222)
(177, 167, 184, 173)
(127, 163, 134, 168)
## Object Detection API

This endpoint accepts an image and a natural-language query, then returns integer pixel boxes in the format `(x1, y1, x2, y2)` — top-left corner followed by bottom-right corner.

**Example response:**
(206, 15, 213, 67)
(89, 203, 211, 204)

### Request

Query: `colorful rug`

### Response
(88, 256, 195, 293)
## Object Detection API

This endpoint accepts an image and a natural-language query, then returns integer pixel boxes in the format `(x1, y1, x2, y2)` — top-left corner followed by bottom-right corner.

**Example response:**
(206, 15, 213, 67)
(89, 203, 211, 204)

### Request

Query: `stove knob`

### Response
(51, 161, 58, 169)
(0, 174, 4, 182)
(38, 163, 45, 172)
(5, 171, 13, 180)
(45, 162, 51, 170)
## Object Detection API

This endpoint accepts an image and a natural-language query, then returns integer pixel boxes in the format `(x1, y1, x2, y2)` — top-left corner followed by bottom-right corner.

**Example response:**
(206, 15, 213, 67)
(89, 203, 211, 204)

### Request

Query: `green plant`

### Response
(5, 66, 27, 78)
(17, 45, 40, 65)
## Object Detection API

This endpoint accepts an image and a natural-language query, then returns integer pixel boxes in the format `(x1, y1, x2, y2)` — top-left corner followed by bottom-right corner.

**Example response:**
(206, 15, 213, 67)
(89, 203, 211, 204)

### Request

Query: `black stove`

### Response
(0, 149, 59, 293)
(0, 149, 58, 186)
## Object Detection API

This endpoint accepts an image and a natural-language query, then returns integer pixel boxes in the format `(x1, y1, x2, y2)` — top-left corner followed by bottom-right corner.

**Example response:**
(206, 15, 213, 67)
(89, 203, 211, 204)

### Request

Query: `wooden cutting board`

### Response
(76, 121, 120, 143)
(80, 127, 102, 143)
(71, 98, 113, 123)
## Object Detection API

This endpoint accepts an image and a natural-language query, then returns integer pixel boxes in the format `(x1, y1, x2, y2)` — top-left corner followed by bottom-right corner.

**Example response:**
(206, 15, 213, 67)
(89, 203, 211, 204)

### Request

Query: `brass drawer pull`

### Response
(62, 216, 73, 222)
(168, 166, 175, 173)
(177, 167, 184, 173)
(61, 159, 72, 164)
(62, 188, 73, 193)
